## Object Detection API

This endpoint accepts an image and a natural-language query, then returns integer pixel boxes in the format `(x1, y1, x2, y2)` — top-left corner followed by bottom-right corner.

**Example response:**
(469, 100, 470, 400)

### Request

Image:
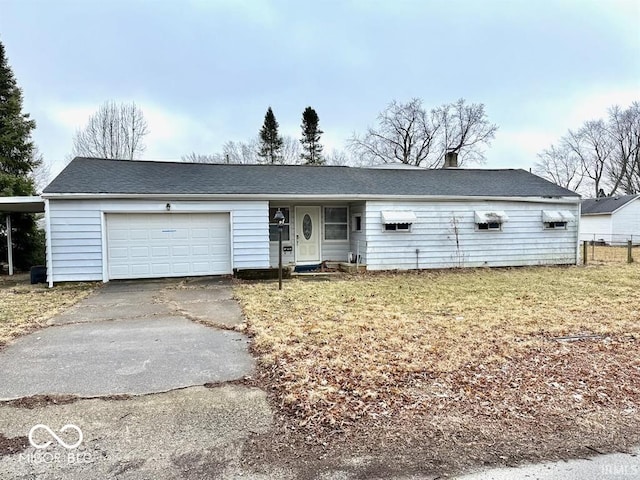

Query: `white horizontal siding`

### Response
(47, 199, 269, 283)
(611, 200, 640, 244)
(365, 200, 580, 270)
(322, 240, 350, 262)
(579, 215, 612, 243)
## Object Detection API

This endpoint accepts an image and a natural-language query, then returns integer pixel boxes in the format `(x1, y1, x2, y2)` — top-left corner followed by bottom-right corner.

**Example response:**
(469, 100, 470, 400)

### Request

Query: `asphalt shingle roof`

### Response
(43, 157, 580, 198)
(581, 195, 639, 214)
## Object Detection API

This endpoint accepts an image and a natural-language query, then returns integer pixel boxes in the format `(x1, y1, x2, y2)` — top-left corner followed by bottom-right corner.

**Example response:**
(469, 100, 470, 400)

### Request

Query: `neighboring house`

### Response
(580, 195, 640, 245)
(40, 157, 581, 286)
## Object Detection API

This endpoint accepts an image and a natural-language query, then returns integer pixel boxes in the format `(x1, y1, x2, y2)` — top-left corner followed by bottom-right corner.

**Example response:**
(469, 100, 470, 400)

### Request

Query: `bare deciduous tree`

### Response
(181, 152, 220, 163)
(608, 102, 640, 194)
(29, 147, 50, 193)
(533, 144, 585, 193)
(324, 149, 356, 166)
(563, 120, 612, 197)
(72, 101, 149, 160)
(348, 98, 440, 167)
(348, 98, 497, 168)
(433, 99, 498, 164)
(280, 135, 301, 165)
(182, 135, 302, 165)
(537, 101, 640, 197)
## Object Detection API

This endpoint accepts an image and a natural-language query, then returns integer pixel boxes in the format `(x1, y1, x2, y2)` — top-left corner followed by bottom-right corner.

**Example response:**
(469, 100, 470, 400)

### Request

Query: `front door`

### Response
(295, 206, 321, 264)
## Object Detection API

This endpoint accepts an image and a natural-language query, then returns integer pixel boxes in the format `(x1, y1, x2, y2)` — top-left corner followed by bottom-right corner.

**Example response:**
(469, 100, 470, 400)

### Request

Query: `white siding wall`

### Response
(611, 200, 640, 244)
(365, 200, 580, 270)
(579, 215, 613, 243)
(47, 199, 269, 283)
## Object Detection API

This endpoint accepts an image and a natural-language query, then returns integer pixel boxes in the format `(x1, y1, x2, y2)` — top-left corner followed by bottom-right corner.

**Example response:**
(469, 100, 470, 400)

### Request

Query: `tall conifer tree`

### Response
(0, 41, 44, 270)
(300, 106, 324, 165)
(258, 107, 283, 164)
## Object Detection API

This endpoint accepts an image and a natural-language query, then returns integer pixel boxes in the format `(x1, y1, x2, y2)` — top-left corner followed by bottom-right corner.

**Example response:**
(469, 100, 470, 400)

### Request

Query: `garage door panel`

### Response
(171, 245, 190, 257)
(109, 229, 129, 241)
(151, 246, 170, 257)
(107, 213, 231, 280)
(130, 246, 150, 257)
(130, 229, 150, 241)
(191, 228, 210, 239)
(110, 265, 129, 277)
(109, 247, 129, 259)
(150, 264, 170, 275)
(192, 245, 210, 256)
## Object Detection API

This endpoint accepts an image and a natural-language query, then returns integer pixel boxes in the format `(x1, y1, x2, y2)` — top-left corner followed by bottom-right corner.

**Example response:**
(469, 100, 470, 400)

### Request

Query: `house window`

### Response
(324, 207, 348, 240)
(352, 215, 362, 232)
(474, 211, 508, 231)
(384, 223, 411, 231)
(542, 210, 574, 230)
(269, 207, 290, 241)
(477, 222, 502, 231)
(381, 211, 417, 232)
(544, 221, 567, 229)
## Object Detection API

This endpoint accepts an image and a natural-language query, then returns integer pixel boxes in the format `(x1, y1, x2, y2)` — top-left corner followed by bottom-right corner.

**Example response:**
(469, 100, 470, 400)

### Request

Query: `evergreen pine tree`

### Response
(0, 40, 44, 270)
(258, 107, 283, 164)
(300, 106, 324, 165)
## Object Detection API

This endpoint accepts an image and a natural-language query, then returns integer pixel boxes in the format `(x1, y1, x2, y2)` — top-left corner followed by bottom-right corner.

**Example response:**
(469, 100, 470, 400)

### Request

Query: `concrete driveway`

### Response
(0, 277, 255, 400)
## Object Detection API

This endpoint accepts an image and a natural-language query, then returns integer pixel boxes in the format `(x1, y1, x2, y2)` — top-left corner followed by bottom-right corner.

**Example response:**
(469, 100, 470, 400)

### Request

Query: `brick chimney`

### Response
(443, 151, 458, 168)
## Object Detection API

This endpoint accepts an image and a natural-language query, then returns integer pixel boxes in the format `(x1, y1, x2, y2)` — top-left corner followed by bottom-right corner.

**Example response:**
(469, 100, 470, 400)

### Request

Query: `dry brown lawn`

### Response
(235, 264, 640, 444)
(0, 275, 96, 347)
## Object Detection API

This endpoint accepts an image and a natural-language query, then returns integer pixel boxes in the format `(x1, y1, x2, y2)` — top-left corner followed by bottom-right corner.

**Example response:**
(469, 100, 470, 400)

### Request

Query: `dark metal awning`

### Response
(0, 196, 45, 213)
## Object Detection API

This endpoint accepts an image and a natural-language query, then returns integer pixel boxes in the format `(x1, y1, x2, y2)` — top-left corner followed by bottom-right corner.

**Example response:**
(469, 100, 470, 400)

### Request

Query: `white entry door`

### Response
(106, 213, 231, 280)
(295, 206, 321, 264)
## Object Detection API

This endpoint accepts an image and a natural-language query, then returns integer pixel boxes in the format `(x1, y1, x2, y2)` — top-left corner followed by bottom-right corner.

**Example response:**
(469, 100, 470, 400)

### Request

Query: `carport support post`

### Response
(6, 214, 13, 276)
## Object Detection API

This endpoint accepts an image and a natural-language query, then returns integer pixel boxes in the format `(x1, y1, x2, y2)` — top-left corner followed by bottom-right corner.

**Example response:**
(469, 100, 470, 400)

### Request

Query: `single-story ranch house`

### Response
(40, 157, 581, 286)
(580, 194, 640, 245)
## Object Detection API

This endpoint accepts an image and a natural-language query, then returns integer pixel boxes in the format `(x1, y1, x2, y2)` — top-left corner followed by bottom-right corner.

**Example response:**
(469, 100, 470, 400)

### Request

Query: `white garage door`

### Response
(106, 213, 231, 280)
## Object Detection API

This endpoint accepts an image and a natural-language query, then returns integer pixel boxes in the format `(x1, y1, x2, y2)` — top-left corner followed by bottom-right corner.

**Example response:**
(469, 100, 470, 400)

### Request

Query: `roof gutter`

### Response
(40, 192, 581, 204)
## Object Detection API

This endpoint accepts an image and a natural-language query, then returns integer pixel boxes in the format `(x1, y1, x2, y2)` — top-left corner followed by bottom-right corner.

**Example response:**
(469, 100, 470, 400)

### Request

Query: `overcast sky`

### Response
(1, 0, 639, 177)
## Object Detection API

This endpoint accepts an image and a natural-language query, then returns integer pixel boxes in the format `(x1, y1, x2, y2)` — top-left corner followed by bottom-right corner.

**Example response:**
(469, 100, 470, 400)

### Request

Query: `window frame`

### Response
(324, 206, 349, 241)
(384, 223, 412, 232)
(269, 206, 291, 242)
(544, 221, 568, 230)
(476, 222, 502, 231)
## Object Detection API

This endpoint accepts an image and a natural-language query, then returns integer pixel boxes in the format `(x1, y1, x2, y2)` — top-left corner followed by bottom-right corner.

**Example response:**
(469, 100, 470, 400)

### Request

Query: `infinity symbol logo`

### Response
(28, 424, 83, 450)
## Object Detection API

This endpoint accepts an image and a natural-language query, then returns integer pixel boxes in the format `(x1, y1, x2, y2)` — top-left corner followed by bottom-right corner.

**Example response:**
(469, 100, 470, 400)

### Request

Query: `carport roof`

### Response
(0, 196, 45, 213)
(43, 157, 580, 198)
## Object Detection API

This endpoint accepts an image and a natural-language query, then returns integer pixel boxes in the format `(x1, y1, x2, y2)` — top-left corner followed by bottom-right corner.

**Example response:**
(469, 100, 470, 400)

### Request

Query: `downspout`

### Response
(44, 199, 54, 288)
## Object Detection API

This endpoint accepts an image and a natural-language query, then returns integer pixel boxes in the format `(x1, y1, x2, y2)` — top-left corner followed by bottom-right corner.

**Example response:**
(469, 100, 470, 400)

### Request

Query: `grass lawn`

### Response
(0, 275, 95, 347)
(235, 264, 640, 471)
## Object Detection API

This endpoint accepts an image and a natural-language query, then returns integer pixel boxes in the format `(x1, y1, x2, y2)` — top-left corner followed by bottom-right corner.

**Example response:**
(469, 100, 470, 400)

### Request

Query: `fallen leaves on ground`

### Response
(235, 265, 640, 436)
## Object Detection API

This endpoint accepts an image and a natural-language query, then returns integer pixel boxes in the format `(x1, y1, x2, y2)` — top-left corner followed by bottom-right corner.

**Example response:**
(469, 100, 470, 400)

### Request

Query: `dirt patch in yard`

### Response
(0, 433, 29, 457)
(2, 393, 80, 409)
(0, 280, 96, 347)
(235, 264, 640, 474)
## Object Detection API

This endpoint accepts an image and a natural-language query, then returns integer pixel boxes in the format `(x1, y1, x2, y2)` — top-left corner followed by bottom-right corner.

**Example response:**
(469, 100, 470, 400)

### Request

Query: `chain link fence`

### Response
(580, 234, 638, 264)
